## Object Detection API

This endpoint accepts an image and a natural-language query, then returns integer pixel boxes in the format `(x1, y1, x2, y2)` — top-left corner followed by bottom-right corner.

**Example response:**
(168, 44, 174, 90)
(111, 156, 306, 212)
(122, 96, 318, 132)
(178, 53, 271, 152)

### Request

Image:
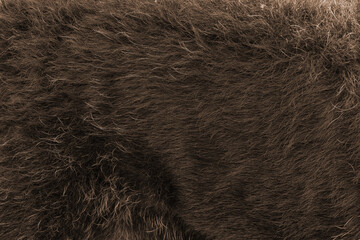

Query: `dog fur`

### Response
(1, 0, 360, 239)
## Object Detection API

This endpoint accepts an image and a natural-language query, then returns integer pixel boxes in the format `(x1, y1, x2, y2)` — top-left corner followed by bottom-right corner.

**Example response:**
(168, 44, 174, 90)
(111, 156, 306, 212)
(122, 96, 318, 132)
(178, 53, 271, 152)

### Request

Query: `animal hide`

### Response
(1, 0, 360, 239)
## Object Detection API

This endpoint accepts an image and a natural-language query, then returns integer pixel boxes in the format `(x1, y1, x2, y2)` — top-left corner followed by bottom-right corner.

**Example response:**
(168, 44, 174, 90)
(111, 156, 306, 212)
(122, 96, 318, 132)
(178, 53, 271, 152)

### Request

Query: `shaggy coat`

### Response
(1, 0, 360, 239)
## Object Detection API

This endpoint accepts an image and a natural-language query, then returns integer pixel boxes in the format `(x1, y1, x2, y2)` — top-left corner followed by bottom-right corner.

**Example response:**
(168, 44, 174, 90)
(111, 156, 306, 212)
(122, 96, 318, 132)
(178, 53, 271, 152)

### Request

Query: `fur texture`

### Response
(1, 0, 360, 239)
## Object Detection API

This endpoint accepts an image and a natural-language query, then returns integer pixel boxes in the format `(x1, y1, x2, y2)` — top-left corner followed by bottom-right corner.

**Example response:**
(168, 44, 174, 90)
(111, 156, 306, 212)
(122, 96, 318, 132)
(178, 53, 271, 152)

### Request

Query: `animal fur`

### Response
(1, 0, 360, 239)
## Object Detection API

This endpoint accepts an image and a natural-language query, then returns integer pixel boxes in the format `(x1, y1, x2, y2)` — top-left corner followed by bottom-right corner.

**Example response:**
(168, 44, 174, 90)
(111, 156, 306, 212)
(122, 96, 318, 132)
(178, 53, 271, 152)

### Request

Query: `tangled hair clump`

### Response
(2, 0, 360, 239)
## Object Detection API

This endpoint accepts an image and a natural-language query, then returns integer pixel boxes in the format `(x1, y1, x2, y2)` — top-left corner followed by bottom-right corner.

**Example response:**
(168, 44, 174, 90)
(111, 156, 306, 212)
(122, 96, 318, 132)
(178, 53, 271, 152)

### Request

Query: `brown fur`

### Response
(1, 0, 360, 239)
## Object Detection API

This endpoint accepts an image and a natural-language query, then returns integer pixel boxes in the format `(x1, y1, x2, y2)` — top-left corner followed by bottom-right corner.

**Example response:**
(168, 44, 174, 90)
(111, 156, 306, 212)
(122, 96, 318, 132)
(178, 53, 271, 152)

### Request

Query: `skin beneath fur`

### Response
(1, 0, 360, 239)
